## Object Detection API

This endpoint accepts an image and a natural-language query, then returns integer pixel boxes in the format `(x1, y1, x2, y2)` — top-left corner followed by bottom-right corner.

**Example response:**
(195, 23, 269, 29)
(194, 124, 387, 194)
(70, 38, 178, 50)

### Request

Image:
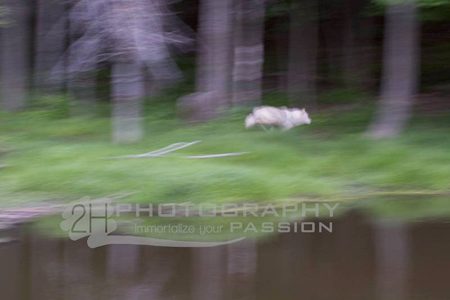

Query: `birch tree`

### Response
(62, 0, 190, 142)
(111, 62, 145, 143)
(368, 0, 419, 138)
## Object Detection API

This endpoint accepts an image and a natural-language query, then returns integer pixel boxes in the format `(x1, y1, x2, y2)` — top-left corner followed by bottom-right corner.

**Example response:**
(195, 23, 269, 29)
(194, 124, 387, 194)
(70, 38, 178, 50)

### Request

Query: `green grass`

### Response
(1, 95, 450, 212)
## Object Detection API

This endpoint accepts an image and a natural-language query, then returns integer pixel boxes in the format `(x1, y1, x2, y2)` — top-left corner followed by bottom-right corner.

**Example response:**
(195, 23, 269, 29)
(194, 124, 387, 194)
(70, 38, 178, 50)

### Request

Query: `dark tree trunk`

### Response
(368, 1, 419, 138)
(323, 17, 342, 84)
(190, 0, 232, 118)
(358, 11, 377, 91)
(342, 0, 376, 90)
(34, 0, 66, 94)
(67, 9, 98, 111)
(274, 22, 289, 92)
(67, 71, 98, 109)
(196, 0, 232, 98)
(342, 0, 358, 88)
(111, 62, 144, 143)
(287, 0, 318, 106)
(232, 0, 265, 107)
(0, 0, 29, 111)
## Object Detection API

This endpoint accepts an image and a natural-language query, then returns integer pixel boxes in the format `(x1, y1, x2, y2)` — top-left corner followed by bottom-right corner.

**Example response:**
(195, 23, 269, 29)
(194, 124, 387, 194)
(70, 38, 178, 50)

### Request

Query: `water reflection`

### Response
(1, 210, 450, 300)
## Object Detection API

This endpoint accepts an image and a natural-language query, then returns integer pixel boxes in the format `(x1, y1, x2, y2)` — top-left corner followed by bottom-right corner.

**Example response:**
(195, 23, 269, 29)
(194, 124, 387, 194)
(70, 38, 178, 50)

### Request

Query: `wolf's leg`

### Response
(282, 124, 293, 131)
(260, 124, 270, 132)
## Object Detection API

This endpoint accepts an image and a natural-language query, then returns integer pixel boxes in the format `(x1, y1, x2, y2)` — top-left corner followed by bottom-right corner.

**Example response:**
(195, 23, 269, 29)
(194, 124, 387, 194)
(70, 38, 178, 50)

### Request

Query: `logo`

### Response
(61, 197, 340, 248)
(60, 197, 245, 248)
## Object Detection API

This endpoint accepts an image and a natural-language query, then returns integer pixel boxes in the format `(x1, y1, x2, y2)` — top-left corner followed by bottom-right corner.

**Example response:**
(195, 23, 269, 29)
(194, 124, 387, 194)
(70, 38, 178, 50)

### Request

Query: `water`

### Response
(1, 210, 450, 300)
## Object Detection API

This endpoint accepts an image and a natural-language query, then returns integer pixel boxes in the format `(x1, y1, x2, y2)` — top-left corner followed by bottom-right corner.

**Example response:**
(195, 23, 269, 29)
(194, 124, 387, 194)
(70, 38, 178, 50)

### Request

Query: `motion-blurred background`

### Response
(1, 0, 450, 299)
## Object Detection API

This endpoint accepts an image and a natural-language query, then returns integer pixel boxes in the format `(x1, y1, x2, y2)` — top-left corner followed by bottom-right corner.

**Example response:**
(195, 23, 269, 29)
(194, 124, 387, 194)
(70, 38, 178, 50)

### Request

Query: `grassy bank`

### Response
(1, 96, 450, 210)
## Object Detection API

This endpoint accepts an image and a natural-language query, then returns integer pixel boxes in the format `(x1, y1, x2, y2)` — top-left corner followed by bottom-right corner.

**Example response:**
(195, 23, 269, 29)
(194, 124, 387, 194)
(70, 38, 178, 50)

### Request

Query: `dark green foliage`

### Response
(29, 95, 71, 120)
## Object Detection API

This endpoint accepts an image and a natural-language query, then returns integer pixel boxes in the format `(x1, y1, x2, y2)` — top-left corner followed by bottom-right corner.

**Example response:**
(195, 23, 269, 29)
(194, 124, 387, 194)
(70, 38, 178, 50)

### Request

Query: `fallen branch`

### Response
(145, 141, 202, 157)
(108, 141, 201, 159)
(180, 152, 250, 159)
(106, 141, 249, 159)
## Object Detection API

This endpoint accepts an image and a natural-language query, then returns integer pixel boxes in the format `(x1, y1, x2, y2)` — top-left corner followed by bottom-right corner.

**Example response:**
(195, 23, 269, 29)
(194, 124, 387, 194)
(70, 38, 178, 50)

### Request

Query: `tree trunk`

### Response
(274, 21, 288, 92)
(34, 0, 66, 94)
(193, 0, 232, 114)
(322, 17, 342, 85)
(287, 0, 318, 106)
(0, 0, 29, 111)
(368, 1, 419, 138)
(67, 8, 98, 113)
(232, 0, 265, 107)
(342, 0, 357, 88)
(111, 62, 144, 143)
(342, 0, 376, 90)
(67, 71, 98, 109)
(358, 11, 377, 91)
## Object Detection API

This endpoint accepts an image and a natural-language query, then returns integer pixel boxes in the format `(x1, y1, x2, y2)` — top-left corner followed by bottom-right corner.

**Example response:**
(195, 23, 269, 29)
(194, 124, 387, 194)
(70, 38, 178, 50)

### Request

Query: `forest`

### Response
(0, 0, 450, 213)
(2, 1, 450, 298)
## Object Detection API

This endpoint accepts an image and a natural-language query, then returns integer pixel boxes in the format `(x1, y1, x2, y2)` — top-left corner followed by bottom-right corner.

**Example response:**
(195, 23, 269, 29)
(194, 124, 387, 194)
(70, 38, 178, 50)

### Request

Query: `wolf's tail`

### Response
(245, 114, 256, 129)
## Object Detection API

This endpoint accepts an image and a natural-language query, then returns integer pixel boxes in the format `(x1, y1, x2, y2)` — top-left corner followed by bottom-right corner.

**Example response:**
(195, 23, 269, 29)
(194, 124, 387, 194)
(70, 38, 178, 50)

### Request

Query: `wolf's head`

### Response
(245, 113, 256, 129)
(290, 108, 311, 126)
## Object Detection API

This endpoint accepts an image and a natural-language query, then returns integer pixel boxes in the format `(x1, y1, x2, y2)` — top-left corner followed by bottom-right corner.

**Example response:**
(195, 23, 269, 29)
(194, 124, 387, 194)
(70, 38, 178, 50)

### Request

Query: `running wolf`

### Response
(245, 106, 311, 131)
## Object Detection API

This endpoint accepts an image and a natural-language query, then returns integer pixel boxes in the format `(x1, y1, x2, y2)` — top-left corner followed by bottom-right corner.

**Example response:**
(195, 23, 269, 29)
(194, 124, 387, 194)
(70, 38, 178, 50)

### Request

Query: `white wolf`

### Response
(245, 106, 311, 131)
